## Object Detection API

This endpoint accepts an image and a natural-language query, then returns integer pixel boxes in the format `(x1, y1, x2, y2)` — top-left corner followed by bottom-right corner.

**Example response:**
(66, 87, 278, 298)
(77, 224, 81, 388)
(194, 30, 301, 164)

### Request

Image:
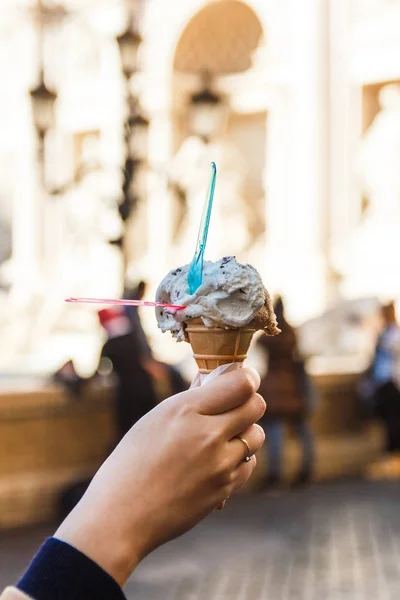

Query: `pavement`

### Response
(1, 480, 400, 599)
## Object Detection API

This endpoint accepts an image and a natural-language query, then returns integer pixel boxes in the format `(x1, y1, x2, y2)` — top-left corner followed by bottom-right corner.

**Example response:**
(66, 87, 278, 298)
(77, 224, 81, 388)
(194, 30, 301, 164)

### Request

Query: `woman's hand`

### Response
(55, 367, 265, 586)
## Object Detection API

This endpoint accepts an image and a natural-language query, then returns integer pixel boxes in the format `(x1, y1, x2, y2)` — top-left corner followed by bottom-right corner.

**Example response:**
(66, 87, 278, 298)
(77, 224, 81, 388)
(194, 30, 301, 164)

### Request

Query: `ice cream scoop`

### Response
(155, 256, 280, 342)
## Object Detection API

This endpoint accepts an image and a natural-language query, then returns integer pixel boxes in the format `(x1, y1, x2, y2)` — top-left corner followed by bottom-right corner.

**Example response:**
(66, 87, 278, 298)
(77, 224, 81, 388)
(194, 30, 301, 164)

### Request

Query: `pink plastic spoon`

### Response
(65, 297, 186, 310)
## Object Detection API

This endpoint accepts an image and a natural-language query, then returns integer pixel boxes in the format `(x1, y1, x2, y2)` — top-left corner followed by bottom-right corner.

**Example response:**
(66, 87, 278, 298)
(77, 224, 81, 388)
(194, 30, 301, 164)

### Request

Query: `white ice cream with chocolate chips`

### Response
(155, 256, 267, 341)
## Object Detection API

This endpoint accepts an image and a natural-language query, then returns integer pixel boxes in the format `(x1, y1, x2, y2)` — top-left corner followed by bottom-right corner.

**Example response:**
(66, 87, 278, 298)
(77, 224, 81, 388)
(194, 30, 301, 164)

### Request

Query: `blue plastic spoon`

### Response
(187, 162, 217, 295)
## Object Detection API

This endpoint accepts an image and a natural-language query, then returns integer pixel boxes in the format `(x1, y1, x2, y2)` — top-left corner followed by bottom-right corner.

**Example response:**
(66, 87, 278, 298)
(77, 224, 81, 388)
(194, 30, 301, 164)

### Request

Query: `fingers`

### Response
(214, 455, 257, 511)
(231, 455, 257, 493)
(226, 424, 265, 468)
(213, 423, 264, 511)
(190, 367, 260, 416)
(215, 392, 266, 439)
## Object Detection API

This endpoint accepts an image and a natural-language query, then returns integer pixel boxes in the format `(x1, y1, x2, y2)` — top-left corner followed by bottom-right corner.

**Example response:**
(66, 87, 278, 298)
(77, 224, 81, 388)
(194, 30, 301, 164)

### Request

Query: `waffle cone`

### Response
(184, 318, 256, 374)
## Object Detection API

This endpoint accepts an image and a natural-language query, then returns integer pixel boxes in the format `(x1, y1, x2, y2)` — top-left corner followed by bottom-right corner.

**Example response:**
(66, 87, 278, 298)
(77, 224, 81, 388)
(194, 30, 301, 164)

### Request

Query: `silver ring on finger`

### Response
(237, 436, 252, 463)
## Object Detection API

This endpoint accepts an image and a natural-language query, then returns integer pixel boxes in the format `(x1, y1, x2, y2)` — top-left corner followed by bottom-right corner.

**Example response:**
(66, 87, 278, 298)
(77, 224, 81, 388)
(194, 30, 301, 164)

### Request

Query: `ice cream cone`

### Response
(184, 318, 256, 374)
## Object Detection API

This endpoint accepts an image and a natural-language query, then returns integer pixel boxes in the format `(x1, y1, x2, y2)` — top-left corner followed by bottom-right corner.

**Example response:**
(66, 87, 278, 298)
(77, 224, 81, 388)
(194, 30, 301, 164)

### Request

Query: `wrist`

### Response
(18, 538, 127, 600)
(55, 501, 145, 587)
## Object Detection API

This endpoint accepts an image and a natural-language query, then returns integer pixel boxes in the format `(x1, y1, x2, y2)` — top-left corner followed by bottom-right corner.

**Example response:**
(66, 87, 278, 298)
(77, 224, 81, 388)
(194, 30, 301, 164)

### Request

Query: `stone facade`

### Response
(0, 383, 115, 528)
(1, 0, 400, 371)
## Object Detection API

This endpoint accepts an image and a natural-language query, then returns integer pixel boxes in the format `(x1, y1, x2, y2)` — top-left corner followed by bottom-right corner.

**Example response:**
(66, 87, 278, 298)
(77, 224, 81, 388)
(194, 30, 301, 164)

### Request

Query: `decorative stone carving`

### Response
(339, 83, 400, 298)
(358, 83, 400, 219)
(168, 135, 250, 262)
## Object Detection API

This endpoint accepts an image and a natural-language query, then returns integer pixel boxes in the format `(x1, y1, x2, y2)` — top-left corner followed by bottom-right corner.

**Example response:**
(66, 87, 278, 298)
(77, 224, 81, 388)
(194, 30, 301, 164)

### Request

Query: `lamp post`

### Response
(116, 27, 142, 80)
(30, 75, 57, 186)
(29, 73, 57, 269)
(115, 19, 149, 259)
(188, 73, 225, 142)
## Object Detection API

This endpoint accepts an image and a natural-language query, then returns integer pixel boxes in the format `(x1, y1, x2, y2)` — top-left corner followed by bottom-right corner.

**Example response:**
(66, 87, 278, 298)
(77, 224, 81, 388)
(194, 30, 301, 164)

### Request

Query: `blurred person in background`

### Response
(53, 360, 84, 398)
(257, 297, 314, 488)
(123, 280, 189, 400)
(53, 304, 158, 432)
(55, 281, 188, 436)
(98, 306, 158, 442)
(359, 302, 400, 451)
(122, 280, 153, 358)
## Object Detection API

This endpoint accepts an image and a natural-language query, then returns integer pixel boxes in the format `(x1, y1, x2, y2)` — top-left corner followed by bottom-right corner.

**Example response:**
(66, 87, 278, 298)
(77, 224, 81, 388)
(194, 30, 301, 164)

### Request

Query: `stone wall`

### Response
(0, 371, 385, 528)
(0, 383, 115, 529)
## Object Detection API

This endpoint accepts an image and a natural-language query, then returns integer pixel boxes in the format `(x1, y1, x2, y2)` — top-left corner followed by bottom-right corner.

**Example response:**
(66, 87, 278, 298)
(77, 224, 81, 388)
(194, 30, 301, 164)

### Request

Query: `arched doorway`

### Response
(173, 0, 263, 74)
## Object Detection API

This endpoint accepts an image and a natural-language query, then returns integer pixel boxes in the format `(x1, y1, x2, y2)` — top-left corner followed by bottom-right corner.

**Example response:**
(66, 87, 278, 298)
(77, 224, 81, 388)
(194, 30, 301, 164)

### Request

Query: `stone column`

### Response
(265, 0, 330, 324)
(328, 0, 362, 287)
(262, 86, 291, 289)
(10, 123, 44, 300)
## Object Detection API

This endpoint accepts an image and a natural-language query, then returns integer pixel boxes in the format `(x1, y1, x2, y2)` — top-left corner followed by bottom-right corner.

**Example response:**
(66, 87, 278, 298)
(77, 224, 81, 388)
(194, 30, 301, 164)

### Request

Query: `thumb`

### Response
(189, 367, 260, 416)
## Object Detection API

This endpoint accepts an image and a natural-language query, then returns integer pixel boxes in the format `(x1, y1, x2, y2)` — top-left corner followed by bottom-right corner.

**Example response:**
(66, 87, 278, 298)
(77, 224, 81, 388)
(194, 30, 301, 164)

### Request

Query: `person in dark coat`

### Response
(257, 297, 314, 487)
(365, 302, 400, 451)
(98, 307, 157, 441)
(122, 281, 153, 359)
(122, 280, 189, 399)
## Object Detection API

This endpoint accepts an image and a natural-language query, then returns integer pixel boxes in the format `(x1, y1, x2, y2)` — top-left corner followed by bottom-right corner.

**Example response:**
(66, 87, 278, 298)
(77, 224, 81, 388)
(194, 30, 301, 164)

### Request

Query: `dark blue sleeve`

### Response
(17, 537, 126, 600)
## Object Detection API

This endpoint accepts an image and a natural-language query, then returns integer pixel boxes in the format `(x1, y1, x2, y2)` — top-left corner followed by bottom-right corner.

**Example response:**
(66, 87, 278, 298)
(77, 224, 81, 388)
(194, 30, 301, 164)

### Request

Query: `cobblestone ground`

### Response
(1, 480, 400, 599)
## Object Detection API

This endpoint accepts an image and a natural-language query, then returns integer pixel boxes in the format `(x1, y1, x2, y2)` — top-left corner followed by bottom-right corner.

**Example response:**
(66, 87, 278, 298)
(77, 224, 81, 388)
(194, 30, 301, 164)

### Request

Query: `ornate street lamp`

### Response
(118, 103, 149, 227)
(115, 18, 150, 256)
(189, 75, 225, 141)
(30, 75, 57, 193)
(30, 77, 57, 137)
(116, 27, 142, 80)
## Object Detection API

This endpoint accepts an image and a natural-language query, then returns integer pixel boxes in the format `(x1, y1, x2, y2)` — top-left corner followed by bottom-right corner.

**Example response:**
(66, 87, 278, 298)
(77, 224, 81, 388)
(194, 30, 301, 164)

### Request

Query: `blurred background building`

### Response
(1, 0, 400, 377)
